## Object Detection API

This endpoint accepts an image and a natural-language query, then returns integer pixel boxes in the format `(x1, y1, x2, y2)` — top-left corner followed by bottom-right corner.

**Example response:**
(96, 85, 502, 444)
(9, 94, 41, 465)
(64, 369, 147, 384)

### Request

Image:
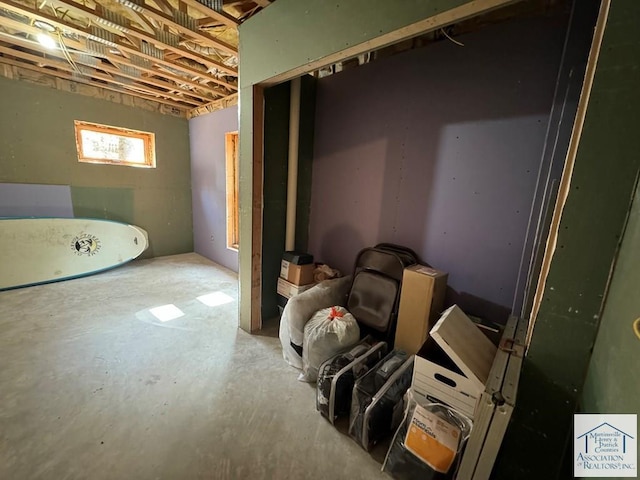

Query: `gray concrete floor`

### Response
(0, 253, 389, 479)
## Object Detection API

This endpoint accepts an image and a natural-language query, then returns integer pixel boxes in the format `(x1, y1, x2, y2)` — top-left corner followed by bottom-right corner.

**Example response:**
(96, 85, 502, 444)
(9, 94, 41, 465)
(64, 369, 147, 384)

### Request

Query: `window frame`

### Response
(225, 131, 239, 251)
(74, 120, 156, 168)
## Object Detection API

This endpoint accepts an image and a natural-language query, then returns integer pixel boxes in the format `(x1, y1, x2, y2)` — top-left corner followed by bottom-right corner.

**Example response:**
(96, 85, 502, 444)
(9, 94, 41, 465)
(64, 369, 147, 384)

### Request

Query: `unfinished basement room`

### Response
(0, 0, 638, 479)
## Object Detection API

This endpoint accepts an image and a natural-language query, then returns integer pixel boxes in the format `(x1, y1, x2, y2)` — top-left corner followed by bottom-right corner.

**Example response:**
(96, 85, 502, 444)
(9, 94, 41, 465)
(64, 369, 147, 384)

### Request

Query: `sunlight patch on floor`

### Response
(149, 304, 185, 322)
(196, 291, 234, 307)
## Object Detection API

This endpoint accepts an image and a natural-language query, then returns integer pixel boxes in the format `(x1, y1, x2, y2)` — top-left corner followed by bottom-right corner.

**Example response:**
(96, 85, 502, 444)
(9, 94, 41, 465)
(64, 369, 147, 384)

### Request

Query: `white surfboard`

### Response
(0, 217, 148, 290)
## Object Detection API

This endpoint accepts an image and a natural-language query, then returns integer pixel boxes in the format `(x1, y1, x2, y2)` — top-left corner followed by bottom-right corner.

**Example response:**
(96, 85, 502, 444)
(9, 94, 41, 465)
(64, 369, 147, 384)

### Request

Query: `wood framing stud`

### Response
(186, 92, 238, 118)
(251, 85, 264, 332)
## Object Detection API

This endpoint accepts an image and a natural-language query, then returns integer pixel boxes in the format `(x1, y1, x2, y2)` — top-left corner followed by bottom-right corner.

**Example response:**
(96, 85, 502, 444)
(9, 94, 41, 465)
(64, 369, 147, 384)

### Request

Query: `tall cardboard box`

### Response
(394, 265, 448, 354)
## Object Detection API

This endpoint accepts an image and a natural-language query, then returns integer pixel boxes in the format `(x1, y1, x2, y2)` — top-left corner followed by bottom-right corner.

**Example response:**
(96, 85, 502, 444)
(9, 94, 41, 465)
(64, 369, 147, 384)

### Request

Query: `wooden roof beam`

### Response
(126, 9, 157, 35)
(178, 0, 239, 29)
(114, 0, 238, 56)
(150, 0, 174, 15)
(50, 0, 238, 76)
(0, 55, 191, 111)
(0, 0, 236, 90)
(0, 44, 200, 107)
(186, 91, 237, 118)
(0, 16, 222, 99)
(0, 34, 210, 105)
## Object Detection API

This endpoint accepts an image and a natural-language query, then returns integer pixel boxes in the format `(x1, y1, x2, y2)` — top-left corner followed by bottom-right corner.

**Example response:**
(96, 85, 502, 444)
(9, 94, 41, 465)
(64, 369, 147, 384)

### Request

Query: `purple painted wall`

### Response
(309, 15, 567, 312)
(0, 183, 73, 217)
(189, 105, 238, 272)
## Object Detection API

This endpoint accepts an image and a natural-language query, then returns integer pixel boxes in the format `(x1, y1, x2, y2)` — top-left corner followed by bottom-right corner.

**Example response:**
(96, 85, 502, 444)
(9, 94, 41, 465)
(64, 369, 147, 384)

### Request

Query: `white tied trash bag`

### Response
(299, 306, 360, 383)
(279, 276, 352, 369)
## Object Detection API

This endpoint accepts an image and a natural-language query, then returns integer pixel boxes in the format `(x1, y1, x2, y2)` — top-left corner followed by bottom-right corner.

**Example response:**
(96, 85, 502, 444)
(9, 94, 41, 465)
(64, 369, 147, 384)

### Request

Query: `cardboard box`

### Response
(394, 265, 448, 355)
(280, 261, 315, 286)
(411, 305, 497, 419)
(277, 277, 315, 299)
(282, 251, 314, 265)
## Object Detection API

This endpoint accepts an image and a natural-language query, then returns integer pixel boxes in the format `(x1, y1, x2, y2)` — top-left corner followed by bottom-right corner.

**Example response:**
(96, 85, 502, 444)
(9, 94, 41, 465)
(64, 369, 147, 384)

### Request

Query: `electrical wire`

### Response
(440, 28, 464, 47)
(56, 29, 81, 73)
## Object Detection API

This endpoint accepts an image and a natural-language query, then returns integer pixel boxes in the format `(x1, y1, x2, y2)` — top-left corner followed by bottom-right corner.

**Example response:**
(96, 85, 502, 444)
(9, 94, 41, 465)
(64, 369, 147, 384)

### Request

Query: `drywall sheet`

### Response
(70, 186, 134, 223)
(237, 0, 510, 332)
(0, 75, 192, 258)
(495, 1, 640, 478)
(309, 15, 566, 313)
(0, 183, 73, 217)
(261, 83, 291, 319)
(189, 105, 239, 272)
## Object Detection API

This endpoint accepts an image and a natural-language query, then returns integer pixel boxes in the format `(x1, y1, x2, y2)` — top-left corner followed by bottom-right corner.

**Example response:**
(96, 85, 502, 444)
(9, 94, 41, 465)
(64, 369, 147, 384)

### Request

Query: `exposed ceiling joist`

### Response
(180, 0, 239, 28)
(112, 0, 238, 56)
(0, 14, 224, 100)
(48, 0, 238, 74)
(150, 0, 174, 15)
(0, 34, 209, 104)
(0, 55, 190, 111)
(125, 9, 157, 35)
(0, 0, 272, 116)
(0, 0, 236, 90)
(0, 43, 201, 107)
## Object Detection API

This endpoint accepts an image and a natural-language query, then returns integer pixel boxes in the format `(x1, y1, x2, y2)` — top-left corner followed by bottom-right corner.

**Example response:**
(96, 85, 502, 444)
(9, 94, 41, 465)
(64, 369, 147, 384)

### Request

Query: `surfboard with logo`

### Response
(0, 217, 148, 290)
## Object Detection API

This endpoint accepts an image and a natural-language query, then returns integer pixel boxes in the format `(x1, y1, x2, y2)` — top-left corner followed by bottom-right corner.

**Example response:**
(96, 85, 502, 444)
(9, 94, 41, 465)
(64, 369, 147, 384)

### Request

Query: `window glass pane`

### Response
(74, 120, 155, 168)
(80, 129, 146, 163)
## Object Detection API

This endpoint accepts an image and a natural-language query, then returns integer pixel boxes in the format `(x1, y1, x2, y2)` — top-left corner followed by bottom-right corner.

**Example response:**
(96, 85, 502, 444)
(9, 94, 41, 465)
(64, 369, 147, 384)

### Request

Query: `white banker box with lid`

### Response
(412, 305, 497, 419)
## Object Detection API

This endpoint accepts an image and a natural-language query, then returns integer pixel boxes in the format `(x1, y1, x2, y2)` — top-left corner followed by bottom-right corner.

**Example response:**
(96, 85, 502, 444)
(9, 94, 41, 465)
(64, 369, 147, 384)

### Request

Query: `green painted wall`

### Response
(0, 76, 193, 257)
(238, 0, 506, 87)
(582, 178, 640, 414)
(494, 1, 640, 478)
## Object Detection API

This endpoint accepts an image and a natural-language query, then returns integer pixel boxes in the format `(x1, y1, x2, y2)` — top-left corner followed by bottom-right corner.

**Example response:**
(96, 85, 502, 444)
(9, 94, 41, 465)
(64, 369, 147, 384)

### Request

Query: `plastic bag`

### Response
(298, 306, 360, 383)
(279, 276, 351, 369)
(382, 390, 473, 480)
(316, 337, 387, 423)
(349, 350, 413, 450)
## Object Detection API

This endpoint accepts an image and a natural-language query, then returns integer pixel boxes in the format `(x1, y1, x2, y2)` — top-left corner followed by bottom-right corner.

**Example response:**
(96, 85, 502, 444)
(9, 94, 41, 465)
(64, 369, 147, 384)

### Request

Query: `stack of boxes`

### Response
(393, 264, 498, 420)
(276, 251, 316, 313)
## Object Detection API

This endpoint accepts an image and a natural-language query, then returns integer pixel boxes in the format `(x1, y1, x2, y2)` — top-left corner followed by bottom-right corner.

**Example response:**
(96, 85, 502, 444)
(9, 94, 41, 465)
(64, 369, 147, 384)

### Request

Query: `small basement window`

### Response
(74, 120, 156, 168)
(226, 131, 239, 251)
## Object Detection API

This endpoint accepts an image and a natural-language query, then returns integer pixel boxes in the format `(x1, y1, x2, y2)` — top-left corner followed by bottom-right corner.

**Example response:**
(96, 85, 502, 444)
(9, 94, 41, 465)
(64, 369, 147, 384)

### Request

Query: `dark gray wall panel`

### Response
(261, 83, 290, 320)
(309, 15, 567, 313)
(189, 105, 239, 272)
